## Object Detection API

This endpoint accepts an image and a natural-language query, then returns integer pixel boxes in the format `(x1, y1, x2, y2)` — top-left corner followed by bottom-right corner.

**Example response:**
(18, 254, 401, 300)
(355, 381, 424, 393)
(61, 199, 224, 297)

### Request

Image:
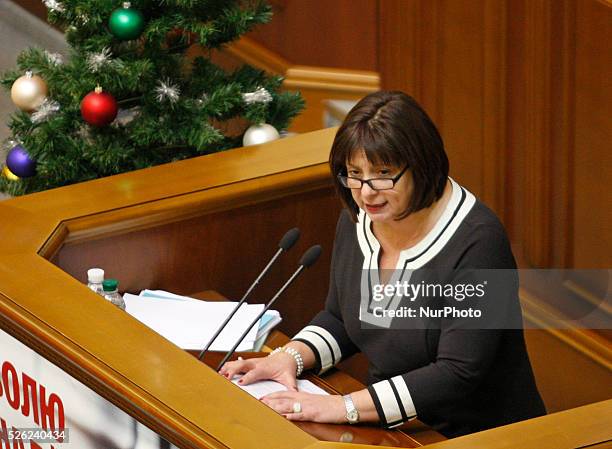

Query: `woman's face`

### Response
(347, 150, 413, 224)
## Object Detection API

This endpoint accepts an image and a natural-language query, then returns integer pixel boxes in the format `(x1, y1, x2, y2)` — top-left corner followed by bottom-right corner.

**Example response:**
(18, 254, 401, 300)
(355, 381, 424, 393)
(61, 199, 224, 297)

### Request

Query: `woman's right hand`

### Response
(219, 351, 299, 391)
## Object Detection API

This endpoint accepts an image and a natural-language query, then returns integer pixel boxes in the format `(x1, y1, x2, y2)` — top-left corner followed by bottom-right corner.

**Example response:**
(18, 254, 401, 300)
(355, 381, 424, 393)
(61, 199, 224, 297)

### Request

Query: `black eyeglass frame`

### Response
(337, 165, 410, 191)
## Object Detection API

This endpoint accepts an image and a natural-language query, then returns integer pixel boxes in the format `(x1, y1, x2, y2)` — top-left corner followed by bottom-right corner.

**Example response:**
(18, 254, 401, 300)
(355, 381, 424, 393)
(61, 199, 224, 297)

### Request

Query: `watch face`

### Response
(347, 409, 359, 423)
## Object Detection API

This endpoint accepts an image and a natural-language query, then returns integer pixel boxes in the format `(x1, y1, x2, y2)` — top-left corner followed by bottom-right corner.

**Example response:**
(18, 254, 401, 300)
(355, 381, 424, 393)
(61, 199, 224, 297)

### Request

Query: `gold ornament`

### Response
(11, 71, 48, 112)
(2, 165, 20, 181)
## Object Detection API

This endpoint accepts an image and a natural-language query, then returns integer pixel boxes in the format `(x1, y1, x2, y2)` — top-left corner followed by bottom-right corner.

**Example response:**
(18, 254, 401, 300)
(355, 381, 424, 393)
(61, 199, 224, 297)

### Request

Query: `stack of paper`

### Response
(123, 290, 281, 352)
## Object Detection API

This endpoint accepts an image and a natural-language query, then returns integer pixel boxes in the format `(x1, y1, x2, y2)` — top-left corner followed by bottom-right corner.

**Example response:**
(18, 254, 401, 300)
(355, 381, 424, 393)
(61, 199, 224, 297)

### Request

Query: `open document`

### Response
(232, 376, 330, 398)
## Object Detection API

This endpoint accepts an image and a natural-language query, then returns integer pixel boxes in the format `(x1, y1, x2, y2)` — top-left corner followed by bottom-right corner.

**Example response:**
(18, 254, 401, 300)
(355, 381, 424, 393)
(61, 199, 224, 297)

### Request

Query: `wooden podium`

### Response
(0, 128, 609, 449)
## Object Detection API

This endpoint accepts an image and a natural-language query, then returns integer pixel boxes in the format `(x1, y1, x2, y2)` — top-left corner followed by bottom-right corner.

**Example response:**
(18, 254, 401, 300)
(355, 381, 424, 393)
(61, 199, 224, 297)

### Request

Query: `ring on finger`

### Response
(292, 402, 302, 413)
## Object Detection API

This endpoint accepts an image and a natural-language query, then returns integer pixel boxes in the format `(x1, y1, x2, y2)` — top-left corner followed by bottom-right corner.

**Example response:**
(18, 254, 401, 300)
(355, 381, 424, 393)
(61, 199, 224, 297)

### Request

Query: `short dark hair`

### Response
(329, 90, 449, 222)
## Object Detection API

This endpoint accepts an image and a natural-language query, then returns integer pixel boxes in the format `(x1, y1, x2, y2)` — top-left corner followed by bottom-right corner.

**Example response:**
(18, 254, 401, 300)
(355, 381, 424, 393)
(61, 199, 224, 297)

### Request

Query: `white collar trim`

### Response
(356, 177, 476, 270)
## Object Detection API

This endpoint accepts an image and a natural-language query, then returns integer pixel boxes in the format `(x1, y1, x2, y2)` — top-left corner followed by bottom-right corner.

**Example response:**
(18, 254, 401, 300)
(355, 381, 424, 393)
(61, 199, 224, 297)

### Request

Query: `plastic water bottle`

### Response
(102, 279, 126, 310)
(87, 268, 105, 295)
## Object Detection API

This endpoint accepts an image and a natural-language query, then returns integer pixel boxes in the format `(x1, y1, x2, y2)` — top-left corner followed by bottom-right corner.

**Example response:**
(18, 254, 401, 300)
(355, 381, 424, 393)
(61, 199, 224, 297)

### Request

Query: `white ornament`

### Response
(242, 123, 280, 147)
(242, 87, 272, 105)
(44, 51, 64, 65)
(31, 99, 60, 124)
(155, 79, 180, 104)
(43, 0, 65, 12)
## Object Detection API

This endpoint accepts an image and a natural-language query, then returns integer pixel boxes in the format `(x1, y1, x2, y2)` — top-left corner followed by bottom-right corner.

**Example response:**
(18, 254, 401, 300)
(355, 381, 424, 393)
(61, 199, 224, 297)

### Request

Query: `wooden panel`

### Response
(378, 0, 419, 95)
(378, 1, 508, 220)
(378, 0, 611, 271)
(54, 188, 341, 337)
(507, 0, 609, 270)
(522, 0, 555, 267)
(573, 0, 612, 268)
(380, 400, 612, 449)
(246, 0, 378, 71)
(524, 328, 612, 413)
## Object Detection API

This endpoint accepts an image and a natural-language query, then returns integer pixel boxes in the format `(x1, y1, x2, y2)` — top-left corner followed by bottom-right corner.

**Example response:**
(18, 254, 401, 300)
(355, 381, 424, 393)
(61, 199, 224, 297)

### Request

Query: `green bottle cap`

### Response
(102, 279, 118, 291)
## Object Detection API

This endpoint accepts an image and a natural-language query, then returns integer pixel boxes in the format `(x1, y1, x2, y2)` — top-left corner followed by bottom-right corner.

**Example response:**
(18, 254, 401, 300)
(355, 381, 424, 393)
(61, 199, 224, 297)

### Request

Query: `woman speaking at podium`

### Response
(220, 91, 545, 437)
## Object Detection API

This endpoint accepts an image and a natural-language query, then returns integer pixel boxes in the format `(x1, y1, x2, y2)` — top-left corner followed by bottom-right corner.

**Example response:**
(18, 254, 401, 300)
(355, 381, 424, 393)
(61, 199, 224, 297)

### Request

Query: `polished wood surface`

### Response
(573, 0, 612, 268)
(300, 400, 612, 449)
(247, 0, 378, 71)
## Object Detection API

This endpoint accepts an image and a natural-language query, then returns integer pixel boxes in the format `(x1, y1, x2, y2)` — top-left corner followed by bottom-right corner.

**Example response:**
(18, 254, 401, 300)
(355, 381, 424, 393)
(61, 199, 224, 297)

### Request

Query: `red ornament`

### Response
(80, 86, 118, 127)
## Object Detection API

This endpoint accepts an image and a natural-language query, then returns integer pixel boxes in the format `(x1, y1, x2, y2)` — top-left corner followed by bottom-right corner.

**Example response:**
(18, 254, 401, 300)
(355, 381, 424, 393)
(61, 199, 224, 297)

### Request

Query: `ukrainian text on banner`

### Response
(0, 328, 176, 449)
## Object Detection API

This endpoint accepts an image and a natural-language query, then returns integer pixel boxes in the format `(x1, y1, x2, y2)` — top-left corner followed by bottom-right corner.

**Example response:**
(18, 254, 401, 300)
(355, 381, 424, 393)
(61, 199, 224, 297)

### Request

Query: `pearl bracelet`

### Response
(270, 347, 304, 377)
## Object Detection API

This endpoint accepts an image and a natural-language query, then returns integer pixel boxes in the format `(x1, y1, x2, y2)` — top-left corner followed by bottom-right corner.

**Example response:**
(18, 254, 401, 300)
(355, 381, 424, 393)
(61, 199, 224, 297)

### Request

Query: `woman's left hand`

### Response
(260, 391, 346, 424)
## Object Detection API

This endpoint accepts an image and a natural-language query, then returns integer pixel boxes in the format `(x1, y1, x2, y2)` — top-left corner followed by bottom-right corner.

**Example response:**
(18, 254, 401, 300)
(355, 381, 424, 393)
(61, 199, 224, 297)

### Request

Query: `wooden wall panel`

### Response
(378, 0, 420, 96)
(514, 0, 579, 269)
(54, 188, 342, 338)
(379, 0, 610, 271)
(379, 0, 508, 220)
(247, 0, 378, 71)
(573, 0, 612, 268)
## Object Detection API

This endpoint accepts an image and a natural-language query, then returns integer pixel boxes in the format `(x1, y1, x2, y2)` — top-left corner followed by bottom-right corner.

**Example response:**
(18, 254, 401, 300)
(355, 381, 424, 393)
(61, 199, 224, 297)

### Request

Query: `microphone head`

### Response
(279, 227, 301, 251)
(300, 245, 322, 268)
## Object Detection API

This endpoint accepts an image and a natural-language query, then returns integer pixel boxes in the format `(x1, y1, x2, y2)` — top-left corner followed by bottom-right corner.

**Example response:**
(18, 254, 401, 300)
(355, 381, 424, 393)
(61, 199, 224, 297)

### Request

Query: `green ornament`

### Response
(109, 2, 145, 41)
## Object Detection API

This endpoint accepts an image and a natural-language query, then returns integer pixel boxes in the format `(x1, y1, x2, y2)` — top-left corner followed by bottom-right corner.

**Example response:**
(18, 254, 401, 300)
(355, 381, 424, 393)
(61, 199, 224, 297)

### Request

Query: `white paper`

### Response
(124, 293, 263, 351)
(232, 376, 329, 398)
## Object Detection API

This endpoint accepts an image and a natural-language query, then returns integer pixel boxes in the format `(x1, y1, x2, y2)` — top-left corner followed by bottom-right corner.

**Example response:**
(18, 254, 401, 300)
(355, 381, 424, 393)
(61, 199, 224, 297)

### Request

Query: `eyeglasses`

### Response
(337, 165, 409, 191)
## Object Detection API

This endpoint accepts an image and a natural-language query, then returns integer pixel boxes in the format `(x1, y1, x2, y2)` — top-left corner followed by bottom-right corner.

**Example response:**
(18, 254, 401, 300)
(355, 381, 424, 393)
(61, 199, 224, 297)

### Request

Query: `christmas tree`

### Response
(0, 0, 304, 196)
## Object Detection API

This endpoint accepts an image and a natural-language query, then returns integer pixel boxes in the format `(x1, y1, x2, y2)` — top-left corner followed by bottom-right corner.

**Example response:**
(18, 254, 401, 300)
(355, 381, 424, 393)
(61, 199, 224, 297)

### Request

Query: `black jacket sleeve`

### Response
(293, 211, 360, 373)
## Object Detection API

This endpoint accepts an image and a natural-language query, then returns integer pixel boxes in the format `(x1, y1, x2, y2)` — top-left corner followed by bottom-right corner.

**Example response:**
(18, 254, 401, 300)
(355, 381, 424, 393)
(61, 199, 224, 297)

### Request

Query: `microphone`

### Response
(197, 228, 301, 360)
(216, 244, 322, 371)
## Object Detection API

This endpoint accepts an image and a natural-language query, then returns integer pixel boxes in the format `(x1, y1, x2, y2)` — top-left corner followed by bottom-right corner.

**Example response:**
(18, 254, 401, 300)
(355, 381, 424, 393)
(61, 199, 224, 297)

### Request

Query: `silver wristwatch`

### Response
(343, 394, 359, 424)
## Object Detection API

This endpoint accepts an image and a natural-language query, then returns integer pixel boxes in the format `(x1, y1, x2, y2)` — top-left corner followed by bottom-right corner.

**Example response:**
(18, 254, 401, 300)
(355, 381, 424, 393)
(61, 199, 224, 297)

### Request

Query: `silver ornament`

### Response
(31, 99, 60, 124)
(87, 47, 118, 72)
(155, 79, 180, 104)
(242, 123, 280, 147)
(242, 87, 272, 105)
